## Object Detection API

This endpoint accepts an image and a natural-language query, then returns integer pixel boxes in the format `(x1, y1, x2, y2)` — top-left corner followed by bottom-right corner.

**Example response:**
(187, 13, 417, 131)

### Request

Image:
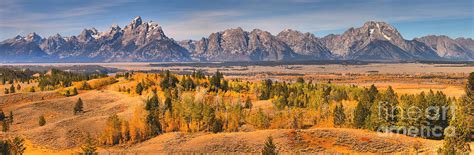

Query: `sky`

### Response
(0, 0, 473, 41)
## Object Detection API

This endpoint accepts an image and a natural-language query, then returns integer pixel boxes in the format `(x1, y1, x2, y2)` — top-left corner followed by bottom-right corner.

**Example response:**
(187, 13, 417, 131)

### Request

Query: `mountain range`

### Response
(1, 16, 473, 62)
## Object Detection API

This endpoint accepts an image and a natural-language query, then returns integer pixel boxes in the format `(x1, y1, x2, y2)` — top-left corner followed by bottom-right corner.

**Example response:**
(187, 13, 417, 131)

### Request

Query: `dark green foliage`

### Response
(440, 73, 473, 154)
(65, 90, 71, 97)
(192, 70, 206, 79)
(135, 82, 144, 95)
(145, 93, 162, 136)
(0, 110, 5, 121)
(368, 84, 378, 103)
(333, 103, 346, 127)
(211, 119, 223, 133)
(163, 97, 172, 113)
(81, 134, 97, 155)
(221, 80, 229, 92)
(159, 70, 178, 90)
(262, 136, 278, 155)
(9, 85, 15, 94)
(16, 84, 21, 92)
(38, 115, 46, 126)
(181, 75, 196, 91)
(74, 98, 84, 115)
(38, 69, 105, 90)
(467, 72, 474, 99)
(353, 100, 369, 128)
(209, 71, 224, 92)
(259, 79, 273, 100)
(0, 137, 26, 155)
(1, 120, 8, 132)
(0, 67, 35, 84)
(80, 81, 91, 90)
(72, 87, 79, 95)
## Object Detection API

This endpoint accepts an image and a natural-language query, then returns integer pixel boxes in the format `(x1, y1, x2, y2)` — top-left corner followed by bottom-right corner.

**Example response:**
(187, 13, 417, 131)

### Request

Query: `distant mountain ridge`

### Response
(1, 16, 473, 62)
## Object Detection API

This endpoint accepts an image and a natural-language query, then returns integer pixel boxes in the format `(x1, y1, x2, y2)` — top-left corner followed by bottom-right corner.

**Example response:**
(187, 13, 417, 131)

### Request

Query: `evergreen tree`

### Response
(81, 134, 97, 155)
(353, 100, 369, 128)
(145, 93, 162, 136)
(4, 88, 8, 94)
(38, 115, 46, 126)
(72, 87, 78, 96)
(262, 136, 278, 155)
(467, 72, 474, 99)
(65, 90, 71, 97)
(1, 120, 8, 132)
(0, 139, 10, 155)
(0, 111, 4, 121)
(9, 85, 15, 94)
(16, 84, 21, 92)
(441, 74, 473, 154)
(74, 98, 84, 114)
(135, 82, 144, 95)
(333, 103, 346, 127)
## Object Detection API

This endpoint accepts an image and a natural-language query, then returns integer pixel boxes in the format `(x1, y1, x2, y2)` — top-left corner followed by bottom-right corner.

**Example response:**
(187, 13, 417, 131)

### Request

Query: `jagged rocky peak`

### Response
(25, 32, 43, 44)
(78, 28, 99, 42)
(277, 28, 332, 59)
(415, 35, 473, 59)
(130, 16, 143, 29)
(350, 21, 404, 42)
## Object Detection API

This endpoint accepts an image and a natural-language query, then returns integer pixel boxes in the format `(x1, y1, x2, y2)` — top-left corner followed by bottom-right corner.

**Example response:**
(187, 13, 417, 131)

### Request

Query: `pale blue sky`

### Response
(0, 0, 472, 41)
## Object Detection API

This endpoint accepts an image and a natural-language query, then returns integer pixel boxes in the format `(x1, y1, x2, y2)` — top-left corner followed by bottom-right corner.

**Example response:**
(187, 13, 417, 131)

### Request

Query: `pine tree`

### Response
(1, 121, 8, 132)
(74, 98, 84, 115)
(38, 115, 46, 126)
(9, 85, 15, 94)
(16, 84, 21, 92)
(4, 88, 8, 94)
(262, 136, 278, 155)
(440, 73, 473, 154)
(135, 82, 144, 95)
(333, 103, 346, 127)
(81, 134, 97, 155)
(0, 111, 4, 121)
(72, 87, 78, 96)
(466, 72, 474, 99)
(65, 90, 70, 97)
(353, 100, 369, 128)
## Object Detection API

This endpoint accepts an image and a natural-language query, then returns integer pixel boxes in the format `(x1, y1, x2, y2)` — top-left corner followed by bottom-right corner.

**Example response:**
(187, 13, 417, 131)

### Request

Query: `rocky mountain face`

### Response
(179, 28, 296, 61)
(415, 35, 474, 60)
(321, 21, 440, 60)
(1, 16, 190, 62)
(1, 18, 473, 62)
(276, 29, 332, 60)
(0, 33, 48, 62)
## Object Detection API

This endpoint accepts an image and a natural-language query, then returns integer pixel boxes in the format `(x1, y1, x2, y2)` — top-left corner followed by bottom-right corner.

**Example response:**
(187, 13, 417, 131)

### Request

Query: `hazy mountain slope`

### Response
(415, 35, 473, 60)
(276, 29, 332, 60)
(321, 21, 440, 60)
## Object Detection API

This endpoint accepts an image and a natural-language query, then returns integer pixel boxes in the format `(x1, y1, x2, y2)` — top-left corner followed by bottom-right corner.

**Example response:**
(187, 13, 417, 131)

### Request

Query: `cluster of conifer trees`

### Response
(99, 70, 472, 154)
